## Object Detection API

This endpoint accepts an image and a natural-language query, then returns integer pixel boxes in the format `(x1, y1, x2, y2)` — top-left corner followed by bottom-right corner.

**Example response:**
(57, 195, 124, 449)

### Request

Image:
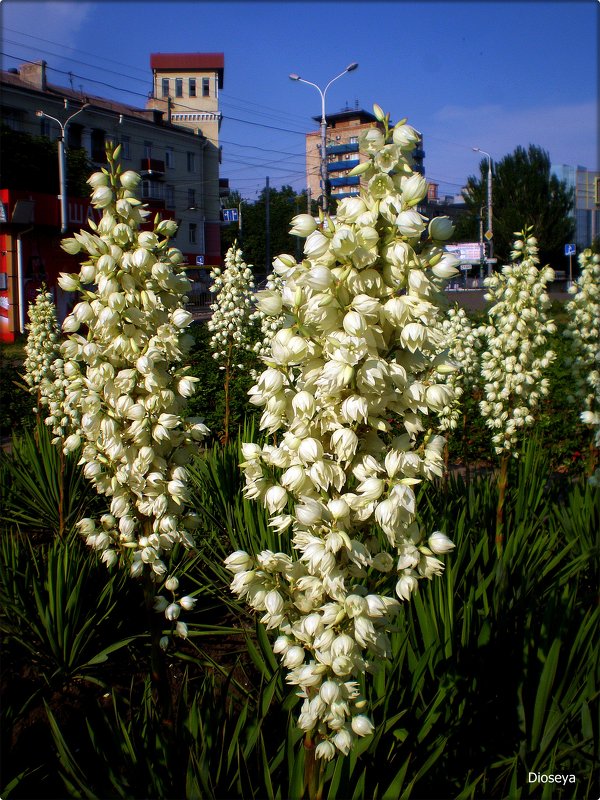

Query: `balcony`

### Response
(328, 159, 360, 173)
(140, 158, 165, 176)
(329, 176, 360, 187)
(326, 142, 359, 156)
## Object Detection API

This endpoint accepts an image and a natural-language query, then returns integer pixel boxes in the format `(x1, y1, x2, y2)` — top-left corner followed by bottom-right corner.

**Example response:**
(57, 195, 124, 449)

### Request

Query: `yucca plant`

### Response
(0, 532, 139, 702)
(0, 420, 99, 538)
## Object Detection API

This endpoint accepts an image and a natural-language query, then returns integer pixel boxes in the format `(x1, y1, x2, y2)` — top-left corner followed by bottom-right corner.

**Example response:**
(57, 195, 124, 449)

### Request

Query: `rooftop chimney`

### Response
(19, 60, 47, 91)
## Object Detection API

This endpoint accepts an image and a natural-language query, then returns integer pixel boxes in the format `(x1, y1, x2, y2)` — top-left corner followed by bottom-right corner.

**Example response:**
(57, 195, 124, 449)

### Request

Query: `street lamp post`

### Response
(473, 147, 493, 270)
(36, 100, 89, 233)
(289, 63, 358, 213)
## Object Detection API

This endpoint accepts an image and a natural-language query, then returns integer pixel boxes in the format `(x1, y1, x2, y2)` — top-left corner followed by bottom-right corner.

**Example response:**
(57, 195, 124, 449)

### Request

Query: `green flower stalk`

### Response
(564, 248, 600, 482)
(57, 144, 208, 641)
(226, 105, 458, 762)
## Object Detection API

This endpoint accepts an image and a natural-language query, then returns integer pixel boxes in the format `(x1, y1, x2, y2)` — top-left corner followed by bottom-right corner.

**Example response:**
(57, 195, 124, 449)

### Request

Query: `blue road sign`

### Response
(564, 243, 576, 256)
(223, 208, 239, 223)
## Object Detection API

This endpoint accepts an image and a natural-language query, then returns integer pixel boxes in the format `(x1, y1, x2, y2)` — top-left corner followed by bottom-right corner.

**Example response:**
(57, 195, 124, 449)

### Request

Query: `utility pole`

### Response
(265, 176, 270, 274)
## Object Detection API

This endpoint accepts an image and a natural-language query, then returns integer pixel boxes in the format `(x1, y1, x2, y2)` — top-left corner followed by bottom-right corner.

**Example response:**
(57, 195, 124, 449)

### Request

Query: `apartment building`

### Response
(0, 56, 224, 341)
(305, 107, 425, 203)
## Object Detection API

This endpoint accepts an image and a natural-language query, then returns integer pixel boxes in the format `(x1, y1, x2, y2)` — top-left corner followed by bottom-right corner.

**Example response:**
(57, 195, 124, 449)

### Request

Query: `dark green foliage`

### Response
(0, 421, 102, 537)
(0, 123, 93, 197)
(221, 186, 317, 273)
(0, 531, 144, 799)
(457, 145, 574, 267)
(0, 361, 33, 441)
(3, 438, 595, 799)
(186, 321, 261, 441)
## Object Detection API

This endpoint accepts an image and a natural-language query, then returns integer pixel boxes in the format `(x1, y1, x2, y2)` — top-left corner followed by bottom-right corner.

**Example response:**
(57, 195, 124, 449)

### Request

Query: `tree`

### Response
(221, 186, 318, 274)
(0, 124, 93, 197)
(459, 145, 574, 267)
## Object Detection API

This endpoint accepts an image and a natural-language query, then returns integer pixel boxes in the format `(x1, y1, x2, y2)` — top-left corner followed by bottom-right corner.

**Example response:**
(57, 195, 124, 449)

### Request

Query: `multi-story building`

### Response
(0, 55, 224, 342)
(146, 52, 225, 257)
(305, 107, 425, 203)
(552, 163, 600, 249)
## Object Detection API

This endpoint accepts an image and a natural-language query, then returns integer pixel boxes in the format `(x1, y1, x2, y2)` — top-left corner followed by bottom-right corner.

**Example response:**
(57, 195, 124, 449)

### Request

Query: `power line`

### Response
(3, 25, 312, 127)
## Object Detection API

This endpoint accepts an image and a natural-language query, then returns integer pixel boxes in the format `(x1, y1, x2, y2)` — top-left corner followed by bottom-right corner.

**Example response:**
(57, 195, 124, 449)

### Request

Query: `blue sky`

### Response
(1, 0, 598, 200)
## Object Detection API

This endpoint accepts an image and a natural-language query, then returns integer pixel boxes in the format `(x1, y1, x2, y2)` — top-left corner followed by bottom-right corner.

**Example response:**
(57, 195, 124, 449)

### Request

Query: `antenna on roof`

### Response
(68, 71, 74, 91)
(355, 98, 359, 110)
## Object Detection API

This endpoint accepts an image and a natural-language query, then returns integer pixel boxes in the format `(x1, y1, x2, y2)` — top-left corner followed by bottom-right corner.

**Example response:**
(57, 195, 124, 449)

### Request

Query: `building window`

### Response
(175, 78, 183, 98)
(187, 188, 196, 208)
(120, 135, 131, 159)
(189, 223, 197, 244)
(187, 151, 196, 172)
(349, 136, 358, 144)
(144, 140, 152, 159)
(140, 180, 164, 201)
(161, 78, 169, 98)
(166, 185, 175, 208)
(4, 107, 27, 131)
(202, 78, 210, 97)
(40, 118, 51, 137)
(165, 146, 174, 169)
(189, 78, 196, 97)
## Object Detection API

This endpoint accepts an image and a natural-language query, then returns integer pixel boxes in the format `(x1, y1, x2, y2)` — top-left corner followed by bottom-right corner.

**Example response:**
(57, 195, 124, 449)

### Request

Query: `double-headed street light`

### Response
(289, 63, 358, 213)
(472, 147, 493, 265)
(36, 100, 89, 233)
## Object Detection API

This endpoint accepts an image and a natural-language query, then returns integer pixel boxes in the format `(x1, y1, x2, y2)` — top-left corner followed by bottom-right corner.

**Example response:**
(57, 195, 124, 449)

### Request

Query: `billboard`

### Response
(445, 243, 485, 262)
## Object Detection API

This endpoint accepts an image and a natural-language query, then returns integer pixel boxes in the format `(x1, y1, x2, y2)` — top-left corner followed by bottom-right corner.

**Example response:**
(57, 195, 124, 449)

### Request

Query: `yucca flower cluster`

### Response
(23, 287, 61, 403)
(208, 243, 255, 369)
(225, 105, 458, 759)
(564, 248, 600, 483)
(42, 356, 83, 447)
(436, 305, 482, 430)
(56, 145, 208, 630)
(250, 266, 286, 372)
(479, 228, 556, 455)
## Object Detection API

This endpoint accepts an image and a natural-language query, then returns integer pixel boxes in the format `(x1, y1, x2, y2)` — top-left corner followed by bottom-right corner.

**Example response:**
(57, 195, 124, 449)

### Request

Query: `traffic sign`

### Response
(223, 208, 239, 223)
(564, 243, 576, 256)
(195, 255, 204, 266)
(484, 230, 493, 241)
